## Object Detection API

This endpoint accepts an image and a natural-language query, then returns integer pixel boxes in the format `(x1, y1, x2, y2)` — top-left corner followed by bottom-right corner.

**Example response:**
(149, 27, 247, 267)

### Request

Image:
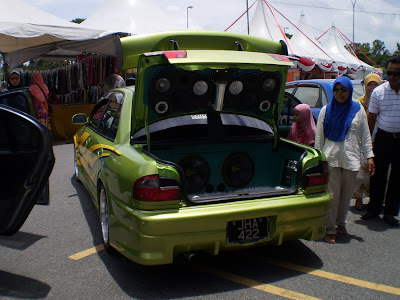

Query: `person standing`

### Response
(6, 69, 22, 90)
(287, 103, 316, 146)
(362, 56, 400, 227)
(29, 72, 51, 131)
(1, 69, 28, 112)
(315, 76, 375, 243)
(353, 73, 382, 210)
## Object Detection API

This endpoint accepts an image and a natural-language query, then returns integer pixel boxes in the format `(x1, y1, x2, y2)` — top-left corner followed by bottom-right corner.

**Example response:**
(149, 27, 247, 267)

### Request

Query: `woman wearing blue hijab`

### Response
(315, 76, 375, 244)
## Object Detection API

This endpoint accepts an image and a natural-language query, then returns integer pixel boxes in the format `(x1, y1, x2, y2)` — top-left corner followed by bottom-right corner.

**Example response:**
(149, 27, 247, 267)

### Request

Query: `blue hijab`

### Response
(324, 76, 360, 142)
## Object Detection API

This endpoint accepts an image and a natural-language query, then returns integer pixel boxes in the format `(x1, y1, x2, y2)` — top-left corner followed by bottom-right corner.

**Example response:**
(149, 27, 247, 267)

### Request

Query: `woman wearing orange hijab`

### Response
(29, 72, 51, 131)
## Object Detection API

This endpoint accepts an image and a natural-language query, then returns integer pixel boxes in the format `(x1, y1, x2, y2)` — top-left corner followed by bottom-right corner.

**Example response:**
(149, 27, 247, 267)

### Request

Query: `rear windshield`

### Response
(131, 113, 274, 144)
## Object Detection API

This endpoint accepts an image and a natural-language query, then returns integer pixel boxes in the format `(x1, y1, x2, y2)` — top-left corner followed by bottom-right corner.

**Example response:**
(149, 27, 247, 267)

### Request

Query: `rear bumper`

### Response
(109, 192, 331, 265)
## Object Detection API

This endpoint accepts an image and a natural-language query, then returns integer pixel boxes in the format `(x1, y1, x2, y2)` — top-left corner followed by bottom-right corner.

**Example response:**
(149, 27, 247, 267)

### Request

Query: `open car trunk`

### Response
(137, 113, 307, 204)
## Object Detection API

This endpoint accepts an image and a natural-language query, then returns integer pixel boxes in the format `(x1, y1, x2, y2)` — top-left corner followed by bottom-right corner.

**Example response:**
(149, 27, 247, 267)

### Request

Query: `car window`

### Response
(285, 87, 295, 94)
(98, 92, 124, 140)
(131, 114, 273, 143)
(293, 86, 320, 108)
(321, 89, 328, 106)
(280, 93, 300, 128)
(90, 98, 108, 129)
(0, 91, 29, 114)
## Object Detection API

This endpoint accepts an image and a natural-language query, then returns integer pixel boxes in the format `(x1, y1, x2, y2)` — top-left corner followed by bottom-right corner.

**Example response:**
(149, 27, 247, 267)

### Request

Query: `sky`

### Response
(29, 0, 400, 53)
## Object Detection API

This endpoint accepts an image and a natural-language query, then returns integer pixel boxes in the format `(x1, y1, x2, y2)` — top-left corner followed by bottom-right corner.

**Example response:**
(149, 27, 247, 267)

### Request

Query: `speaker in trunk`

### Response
(178, 155, 210, 194)
(221, 152, 254, 188)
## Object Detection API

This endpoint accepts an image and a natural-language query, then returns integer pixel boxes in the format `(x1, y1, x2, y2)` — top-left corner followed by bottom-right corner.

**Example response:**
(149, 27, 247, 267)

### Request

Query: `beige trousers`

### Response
(326, 167, 358, 234)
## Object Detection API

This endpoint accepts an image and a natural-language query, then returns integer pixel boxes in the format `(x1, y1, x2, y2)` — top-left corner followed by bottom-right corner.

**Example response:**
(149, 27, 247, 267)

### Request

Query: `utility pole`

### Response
(350, 0, 357, 44)
(246, 0, 250, 35)
(187, 6, 193, 29)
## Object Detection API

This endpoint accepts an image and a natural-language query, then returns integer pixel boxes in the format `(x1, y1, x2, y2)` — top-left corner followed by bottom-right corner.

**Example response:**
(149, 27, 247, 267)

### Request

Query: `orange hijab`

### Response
(357, 73, 382, 112)
(29, 73, 49, 102)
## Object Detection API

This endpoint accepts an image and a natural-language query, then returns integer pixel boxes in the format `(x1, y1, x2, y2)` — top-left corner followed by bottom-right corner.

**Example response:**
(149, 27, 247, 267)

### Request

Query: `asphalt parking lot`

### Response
(0, 141, 399, 300)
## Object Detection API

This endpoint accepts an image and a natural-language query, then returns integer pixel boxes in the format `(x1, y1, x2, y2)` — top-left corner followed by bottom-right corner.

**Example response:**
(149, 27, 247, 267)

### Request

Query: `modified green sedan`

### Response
(73, 31, 331, 265)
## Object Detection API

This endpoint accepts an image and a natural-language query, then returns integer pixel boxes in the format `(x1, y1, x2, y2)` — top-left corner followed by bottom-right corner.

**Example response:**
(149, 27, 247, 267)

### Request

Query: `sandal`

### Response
(336, 226, 347, 235)
(324, 234, 336, 244)
(355, 198, 364, 211)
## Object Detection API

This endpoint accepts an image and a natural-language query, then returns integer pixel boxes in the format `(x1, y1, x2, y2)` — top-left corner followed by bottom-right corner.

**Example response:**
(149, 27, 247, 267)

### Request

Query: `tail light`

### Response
(145, 50, 187, 59)
(163, 50, 187, 59)
(133, 175, 180, 202)
(302, 161, 330, 189)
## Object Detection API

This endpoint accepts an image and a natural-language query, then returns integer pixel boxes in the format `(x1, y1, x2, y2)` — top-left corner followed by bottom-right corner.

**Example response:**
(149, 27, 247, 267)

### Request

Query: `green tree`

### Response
(354, 42, 371, 57)
(71, 18, 85, 24)
(285, 33, 293, 39)
(391, 43, 400, 57)
(21, 59, 70, 71)
(353, 40, 394, 68)
(371, 39, 390, 67)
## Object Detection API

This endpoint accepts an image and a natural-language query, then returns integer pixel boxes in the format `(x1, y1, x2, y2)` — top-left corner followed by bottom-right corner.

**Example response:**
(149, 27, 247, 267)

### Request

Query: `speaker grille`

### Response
(221, 152, 254, 188)
(178, 155, 210, 194)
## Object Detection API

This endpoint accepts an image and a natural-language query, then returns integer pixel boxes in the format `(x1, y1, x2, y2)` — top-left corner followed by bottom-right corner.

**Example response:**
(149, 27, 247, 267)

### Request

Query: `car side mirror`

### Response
(72, 113, 87, 125)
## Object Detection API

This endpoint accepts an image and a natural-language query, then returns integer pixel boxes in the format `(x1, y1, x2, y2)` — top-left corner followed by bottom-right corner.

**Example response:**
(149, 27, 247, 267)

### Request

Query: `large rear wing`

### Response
(120, 30, 288, 70)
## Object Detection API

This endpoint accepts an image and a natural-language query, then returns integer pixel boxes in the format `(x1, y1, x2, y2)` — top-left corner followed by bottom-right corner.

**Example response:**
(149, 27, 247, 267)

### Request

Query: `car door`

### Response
(285, 82, 326, 122)
(279, 92, 301, 138)
(78, 93, 124, 188)
(0, 87, 36, 116)
(0, 88, 52, 205)
(0, 105, 55, 235)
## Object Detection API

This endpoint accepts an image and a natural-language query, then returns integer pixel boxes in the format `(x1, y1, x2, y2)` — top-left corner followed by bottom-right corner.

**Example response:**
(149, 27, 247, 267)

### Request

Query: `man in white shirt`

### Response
(363, 56, 400, 227)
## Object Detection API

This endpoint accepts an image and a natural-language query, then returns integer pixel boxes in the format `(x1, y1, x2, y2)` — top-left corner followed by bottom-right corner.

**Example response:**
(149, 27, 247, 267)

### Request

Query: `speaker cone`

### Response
(262, 78, 276, 92)
(193, 80, 209, 96)
(178, 155, 210, 194)
(155, 101, 169, 114)
(259, 100, 271, 112)
(221, 152, 254, 188)
(229, 80, 243, 95)
(155, 78, 171, 93)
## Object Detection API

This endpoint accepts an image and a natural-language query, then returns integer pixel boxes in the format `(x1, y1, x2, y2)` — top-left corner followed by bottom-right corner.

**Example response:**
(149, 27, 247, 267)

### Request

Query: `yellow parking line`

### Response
(193, 264, 321, 300)
(250, 255, 400, 296)
(68, 245, 104, 260)
(68, 247, 400, 297)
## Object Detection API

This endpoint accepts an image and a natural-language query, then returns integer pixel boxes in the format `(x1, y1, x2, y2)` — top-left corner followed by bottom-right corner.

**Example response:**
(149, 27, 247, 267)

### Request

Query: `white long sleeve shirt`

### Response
(315, 105, 374, 172)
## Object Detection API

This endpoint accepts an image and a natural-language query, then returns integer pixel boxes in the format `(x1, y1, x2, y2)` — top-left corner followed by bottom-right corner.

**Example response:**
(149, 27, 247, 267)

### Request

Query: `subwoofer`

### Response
(178, 155, 210, 194)
(221, 152, 254, 188)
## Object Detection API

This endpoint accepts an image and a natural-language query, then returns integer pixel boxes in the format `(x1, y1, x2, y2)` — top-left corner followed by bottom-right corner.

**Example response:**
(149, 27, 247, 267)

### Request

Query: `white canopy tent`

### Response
(0, 0, 121, 69)
(228, 0, 333, 72)
(289, 12, 335, 72)
(227, 0, 380, 77)
(80, 0, 184, 35)
(318, 26, 382, 76)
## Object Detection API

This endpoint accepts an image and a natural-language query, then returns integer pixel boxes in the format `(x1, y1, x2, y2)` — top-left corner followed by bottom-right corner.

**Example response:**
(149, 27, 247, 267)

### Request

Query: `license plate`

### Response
(226, 217, 270, 245)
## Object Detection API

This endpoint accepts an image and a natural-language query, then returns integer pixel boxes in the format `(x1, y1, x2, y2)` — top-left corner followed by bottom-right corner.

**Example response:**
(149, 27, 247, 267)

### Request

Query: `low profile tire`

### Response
(99, 185, 113, 253)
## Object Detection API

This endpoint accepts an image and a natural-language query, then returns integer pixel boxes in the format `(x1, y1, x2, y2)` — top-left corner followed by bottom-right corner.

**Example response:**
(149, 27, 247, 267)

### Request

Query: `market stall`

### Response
(51, 104, 95, 140)
(13, 53, 120, 140)
(0, 0, 124, 140)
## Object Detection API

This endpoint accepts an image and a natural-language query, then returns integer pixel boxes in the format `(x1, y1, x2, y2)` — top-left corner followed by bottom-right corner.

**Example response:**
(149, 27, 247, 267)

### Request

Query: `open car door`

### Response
(0, 105, 55, 235)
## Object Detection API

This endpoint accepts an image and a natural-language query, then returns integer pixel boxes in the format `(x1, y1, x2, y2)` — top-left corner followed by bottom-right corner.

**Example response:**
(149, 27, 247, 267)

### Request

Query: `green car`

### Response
(73, 31, 331, 266)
